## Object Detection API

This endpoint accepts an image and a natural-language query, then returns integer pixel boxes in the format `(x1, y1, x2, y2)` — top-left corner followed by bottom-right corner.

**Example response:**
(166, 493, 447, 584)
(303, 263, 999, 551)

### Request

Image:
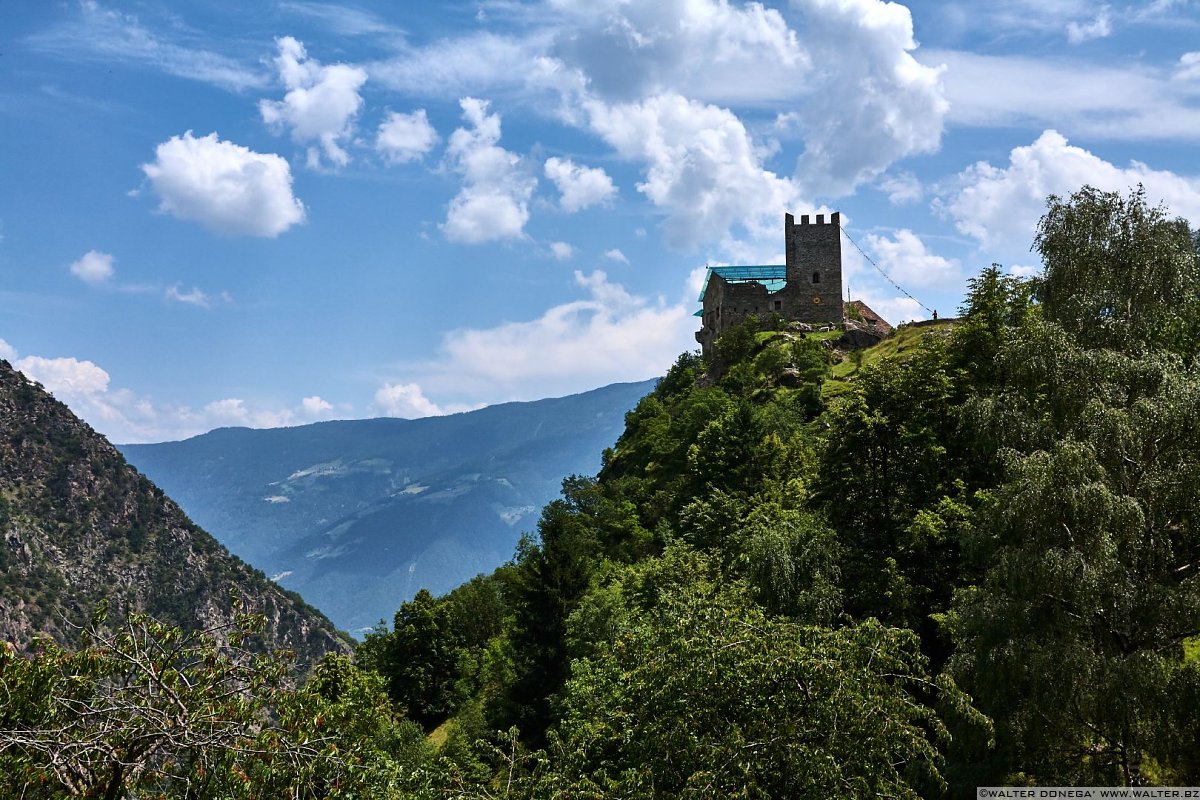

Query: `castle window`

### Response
(812, 271, 821, 284)
(774, 300, 782, 311)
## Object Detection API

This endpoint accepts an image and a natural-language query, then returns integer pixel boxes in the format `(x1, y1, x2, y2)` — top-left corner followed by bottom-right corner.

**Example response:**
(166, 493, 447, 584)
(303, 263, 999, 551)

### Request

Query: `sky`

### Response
(3, 0, 1200, 443)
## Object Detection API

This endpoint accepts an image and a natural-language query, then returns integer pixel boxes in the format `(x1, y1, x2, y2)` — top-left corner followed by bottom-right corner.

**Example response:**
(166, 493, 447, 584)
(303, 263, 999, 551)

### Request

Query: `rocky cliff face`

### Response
(0, 360, 349, 661)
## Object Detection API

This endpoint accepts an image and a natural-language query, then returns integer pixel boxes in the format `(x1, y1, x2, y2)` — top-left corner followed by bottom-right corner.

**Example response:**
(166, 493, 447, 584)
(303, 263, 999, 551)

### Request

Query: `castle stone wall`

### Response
(695, 212, 845, 355)
(786, 212, 844, 322)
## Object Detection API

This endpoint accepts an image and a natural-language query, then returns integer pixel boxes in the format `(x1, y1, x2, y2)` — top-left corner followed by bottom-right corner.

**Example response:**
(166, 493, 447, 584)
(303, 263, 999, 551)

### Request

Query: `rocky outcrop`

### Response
(0, 360, 350, 661)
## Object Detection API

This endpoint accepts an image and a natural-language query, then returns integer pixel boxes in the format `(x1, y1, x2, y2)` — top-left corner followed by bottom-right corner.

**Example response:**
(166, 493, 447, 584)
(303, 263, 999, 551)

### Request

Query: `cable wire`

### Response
(840, 227, 934, 314)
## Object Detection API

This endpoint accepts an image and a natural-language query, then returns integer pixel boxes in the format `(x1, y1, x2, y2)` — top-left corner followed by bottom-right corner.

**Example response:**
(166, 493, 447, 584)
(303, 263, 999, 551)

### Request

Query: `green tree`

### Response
(0, 605, 418, 799)
(500, 481, 602, 744)
(384, 588, 460, 729)
(542, 548, 982, 798)
(949, 328, 1200, 785)
(1035, 184, 1200, 355)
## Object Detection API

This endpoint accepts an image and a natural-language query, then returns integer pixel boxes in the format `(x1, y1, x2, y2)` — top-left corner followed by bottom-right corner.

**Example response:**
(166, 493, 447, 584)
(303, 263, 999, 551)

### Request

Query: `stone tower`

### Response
(785, 211, 844, 322)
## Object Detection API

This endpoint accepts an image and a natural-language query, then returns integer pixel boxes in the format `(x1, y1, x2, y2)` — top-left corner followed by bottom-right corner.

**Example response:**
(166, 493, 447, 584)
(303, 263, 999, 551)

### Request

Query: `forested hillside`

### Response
(5, 186, 1200, 797)
(356, 187, 1200, 795)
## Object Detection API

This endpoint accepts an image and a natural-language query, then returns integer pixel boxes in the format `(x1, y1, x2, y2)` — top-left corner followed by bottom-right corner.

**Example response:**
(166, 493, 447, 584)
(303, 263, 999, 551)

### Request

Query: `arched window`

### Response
(812, 271, 821, 284)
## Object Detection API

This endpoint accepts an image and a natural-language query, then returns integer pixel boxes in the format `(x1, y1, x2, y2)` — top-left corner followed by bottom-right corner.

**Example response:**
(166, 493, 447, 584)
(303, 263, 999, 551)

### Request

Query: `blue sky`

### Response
(3, 0, 1200, 442)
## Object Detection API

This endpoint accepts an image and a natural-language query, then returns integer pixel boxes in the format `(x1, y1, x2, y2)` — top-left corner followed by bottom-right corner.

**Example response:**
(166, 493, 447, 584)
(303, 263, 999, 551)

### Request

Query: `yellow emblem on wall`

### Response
(811, 296, 822, 304)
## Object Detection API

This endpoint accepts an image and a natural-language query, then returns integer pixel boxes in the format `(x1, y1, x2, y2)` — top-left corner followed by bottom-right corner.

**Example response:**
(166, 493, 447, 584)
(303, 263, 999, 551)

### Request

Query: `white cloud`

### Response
(376, 109, 439, 164)
(546, 0, 808, 104)
(198, 393, 340, 430)
(1009, 264, 1042, 278)
(441, 98, 537, 243)
(15, 355, 110, 397)
(877, 171, 923, 205)
(604, 248, 628, 263)
(372, 382, 444, 418)
(414, 270, 693, 400)
(28, 1, 268, 92)
(364, 0, 948, 254)
(550, 241, 575, 260)
(70, 250, 115, 284)
(863, 229, 960, 289)
(369, 32, 540, 97)
(790, 0, 947, 196)
(544, 156, 616, 212)
(279, 2, 405, 38)
(937, 130, 1200, 255)
(584, 93, 801, 251)
(5, 341, 343, 442)
(165, 285, 230, 308)
(870, 295, 926, 325)
(927, 49, 1200, 140)
(259, 37, 367, 169)
(1176, 52, 1200, 82)
(300, 395, 334, 417)
(1066, 7, 1112, 42)
(141, 131, 305, 237)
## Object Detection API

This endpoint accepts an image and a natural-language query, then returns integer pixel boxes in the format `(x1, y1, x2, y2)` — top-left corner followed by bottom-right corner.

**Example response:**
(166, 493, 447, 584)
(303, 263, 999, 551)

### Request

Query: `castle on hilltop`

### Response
(695, 212, 872, 356)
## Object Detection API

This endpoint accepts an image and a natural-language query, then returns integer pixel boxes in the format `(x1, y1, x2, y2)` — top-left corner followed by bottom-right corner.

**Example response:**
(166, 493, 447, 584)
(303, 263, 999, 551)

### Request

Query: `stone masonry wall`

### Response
(785, 211, 844, 323)
(696, 212, 845, 355)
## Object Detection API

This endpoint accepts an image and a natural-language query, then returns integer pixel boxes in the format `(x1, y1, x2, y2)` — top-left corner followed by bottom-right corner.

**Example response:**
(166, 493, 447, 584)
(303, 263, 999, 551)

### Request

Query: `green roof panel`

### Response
(697, 265, 786, 301)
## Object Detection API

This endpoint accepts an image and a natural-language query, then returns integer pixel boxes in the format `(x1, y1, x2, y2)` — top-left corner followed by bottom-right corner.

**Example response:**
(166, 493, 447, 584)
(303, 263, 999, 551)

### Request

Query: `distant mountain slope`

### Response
(0, 360, 349, 661)
(121, 379, 658, 632)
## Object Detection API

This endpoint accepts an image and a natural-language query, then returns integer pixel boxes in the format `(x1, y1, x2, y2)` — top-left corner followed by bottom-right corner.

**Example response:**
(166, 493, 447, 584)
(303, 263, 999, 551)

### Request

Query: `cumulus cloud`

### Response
(15, 355, 111, 397)
(300, 395, 334, 416)
(1175, 52, 1200, 82)
(364, 0, 948, 255)
(372, 382, 444, 418)
(441, 98, 537, 243)
(550, 241, 575, 260)
(937, 130, 1200, 255)
(376, 109, 439, 164)
(546, 0, 808, 104)
(791, 0, 947, 196)
(863, 229, 960, 289)
(70, 250, 115, 284)
(584, 93, 801, 251)
(413, 270, 694, 400)
(1066, 7, 1112, 43)
(201, 398, 287, 429)
(195, 393, 338, 431)
(141, 131, 305, 237)
(3, 341, 341, 442)
(259, 37, 367, 169)
(8, 353, 157, 441)
(604, 248, 628, 263)
(544, 156, 616, 211)
(360, 0, 940, 248)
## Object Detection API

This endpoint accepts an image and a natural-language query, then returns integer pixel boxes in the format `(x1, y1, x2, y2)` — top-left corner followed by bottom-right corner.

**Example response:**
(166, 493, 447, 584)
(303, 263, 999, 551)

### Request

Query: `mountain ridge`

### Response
(121, 378, 659, 632)
(0, 359, 350, 661)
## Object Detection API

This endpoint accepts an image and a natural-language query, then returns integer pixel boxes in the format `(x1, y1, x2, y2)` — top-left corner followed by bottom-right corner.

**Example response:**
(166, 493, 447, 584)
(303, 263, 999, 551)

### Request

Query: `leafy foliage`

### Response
(0, 605, 425, 798)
